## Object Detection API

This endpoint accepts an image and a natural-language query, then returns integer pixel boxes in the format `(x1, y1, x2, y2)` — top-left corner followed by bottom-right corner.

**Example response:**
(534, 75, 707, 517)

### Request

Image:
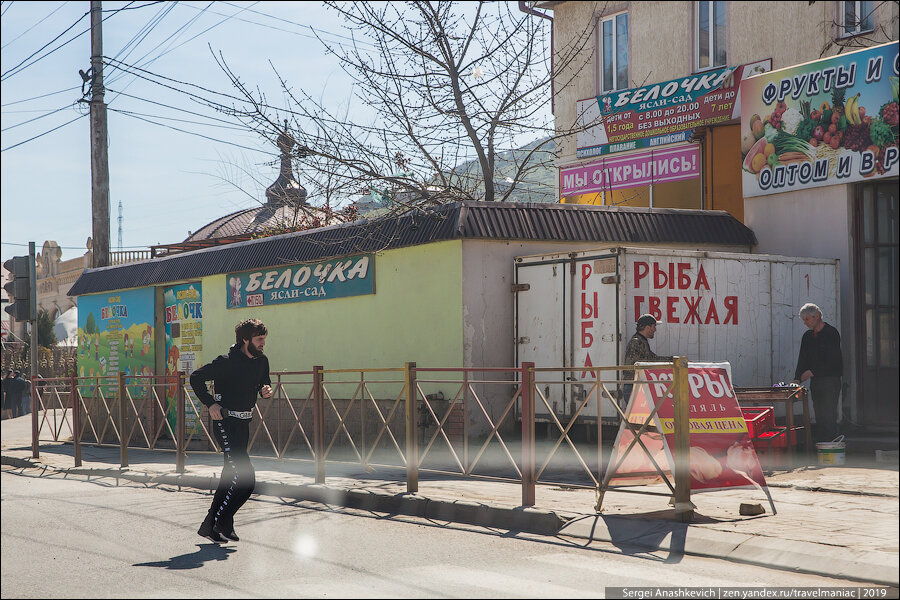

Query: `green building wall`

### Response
(200, 240, 465, 374)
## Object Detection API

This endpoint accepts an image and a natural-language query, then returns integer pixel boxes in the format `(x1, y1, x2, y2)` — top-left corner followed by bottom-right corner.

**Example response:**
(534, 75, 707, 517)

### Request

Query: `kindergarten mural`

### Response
(164, 283, 203, 433)
(77, 288, 155, 397)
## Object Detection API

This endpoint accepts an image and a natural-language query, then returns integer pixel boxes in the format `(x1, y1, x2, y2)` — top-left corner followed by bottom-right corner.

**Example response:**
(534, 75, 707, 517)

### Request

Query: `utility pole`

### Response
(90, 0, 110, 268)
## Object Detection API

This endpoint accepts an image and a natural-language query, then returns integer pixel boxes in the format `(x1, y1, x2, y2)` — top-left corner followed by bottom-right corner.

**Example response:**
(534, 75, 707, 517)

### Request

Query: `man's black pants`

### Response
(207, 417, 255, 530)
(810, 376, 842, 442)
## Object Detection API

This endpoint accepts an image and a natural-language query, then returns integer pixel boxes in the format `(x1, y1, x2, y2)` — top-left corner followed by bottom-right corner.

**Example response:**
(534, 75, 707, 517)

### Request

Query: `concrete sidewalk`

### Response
(2, 414, 898, 587)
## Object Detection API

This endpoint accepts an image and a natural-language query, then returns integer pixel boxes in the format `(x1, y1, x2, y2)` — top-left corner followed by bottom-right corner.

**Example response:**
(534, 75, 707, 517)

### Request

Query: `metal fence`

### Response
(28, 359, 693, 519)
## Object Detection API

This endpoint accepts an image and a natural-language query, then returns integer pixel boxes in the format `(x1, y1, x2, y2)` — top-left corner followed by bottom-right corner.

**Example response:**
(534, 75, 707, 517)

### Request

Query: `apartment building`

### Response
(543, 1, 898, 430)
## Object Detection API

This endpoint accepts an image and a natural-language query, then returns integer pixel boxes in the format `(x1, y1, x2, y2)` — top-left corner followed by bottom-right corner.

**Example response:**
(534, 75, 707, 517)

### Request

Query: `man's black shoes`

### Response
(198, 522, 226, 543)
(214, 525, 240, 542)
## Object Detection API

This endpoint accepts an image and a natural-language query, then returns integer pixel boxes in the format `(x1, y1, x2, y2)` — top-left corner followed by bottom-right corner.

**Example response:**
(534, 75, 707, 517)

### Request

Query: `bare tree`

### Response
(817, 0, 898, 57)
(208, 1, 594, 220)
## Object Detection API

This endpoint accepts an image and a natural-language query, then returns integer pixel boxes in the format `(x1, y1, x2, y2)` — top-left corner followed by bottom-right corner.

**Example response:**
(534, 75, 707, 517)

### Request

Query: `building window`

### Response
(840, 1, 874, 36)
(599, 12, 628, 93)
(696, 1, 726, 71)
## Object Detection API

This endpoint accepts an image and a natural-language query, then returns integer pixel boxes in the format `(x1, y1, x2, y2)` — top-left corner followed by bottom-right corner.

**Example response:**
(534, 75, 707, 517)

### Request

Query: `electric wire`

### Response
(108, 107, 269, 154)
(108, 106, 249, 133)
(1, 103, 75, 132)
(0, 113, 85, 152)
(1, 86, 80, 107)
(1, 1, 70, 50)
(1, 1, 161, 82)
(1, 9, 89, 81)
(105, 1, 177, 76)
(178, 0, 377, 51)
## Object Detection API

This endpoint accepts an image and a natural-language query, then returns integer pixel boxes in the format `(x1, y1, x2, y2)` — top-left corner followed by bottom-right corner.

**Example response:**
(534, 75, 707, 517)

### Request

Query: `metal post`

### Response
(30, 375, 39, 459)
(29, 242, 38, 459)
(176, 373, 185, 473)
(405, 362, 418, 494)
(118, 371, 127, 468)
(463, 369, 469, 473)
(72, 374, 82, 467)
(521, 362, 535, 507)
(313, 366, 325, 484)
(672, 357, 693, 522)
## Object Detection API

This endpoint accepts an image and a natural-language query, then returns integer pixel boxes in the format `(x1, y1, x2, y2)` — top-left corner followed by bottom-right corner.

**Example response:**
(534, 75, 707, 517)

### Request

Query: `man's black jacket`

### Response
(190, 344, 271, 412)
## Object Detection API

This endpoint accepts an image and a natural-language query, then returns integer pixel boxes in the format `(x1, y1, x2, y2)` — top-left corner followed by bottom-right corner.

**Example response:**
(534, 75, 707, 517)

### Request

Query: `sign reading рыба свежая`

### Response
(226, 254, 374, 309)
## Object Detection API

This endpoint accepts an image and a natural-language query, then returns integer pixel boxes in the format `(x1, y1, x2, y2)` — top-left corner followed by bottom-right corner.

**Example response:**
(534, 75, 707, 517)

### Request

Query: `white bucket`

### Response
(816, 436, 846, 466)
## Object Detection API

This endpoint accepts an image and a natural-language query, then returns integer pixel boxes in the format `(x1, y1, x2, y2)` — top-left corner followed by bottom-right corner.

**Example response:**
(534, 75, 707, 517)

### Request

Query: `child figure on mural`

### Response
(190, 319, 273, 543)
(141, 326, 151, 356)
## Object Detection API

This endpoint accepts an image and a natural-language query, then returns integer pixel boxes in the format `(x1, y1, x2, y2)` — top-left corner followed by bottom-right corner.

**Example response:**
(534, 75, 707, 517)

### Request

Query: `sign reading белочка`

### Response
(226, 254, 374, 309)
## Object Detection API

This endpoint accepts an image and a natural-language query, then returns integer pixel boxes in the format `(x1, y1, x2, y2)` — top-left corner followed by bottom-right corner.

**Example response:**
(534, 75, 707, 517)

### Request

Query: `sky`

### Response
(1, 1, 363, 263)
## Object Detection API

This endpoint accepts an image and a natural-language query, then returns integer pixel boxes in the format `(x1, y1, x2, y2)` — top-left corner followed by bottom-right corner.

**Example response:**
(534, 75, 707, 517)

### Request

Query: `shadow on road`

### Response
(133, 544, 237, 569)
(565, 513, 688, 562)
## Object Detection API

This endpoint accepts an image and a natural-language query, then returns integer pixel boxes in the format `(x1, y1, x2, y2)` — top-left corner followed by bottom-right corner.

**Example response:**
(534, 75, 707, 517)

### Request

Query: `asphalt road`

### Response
(1, 466, 880, 598)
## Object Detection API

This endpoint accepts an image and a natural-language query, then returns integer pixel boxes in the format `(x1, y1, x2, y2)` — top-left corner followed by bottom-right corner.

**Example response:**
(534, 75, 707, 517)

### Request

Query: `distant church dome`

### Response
(184, 126, 331, 243)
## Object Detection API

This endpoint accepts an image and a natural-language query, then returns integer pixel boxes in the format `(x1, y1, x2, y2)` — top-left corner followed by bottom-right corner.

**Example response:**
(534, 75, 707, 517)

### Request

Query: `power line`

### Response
(0, 112, 85, 152)
(1, 1, 70, 50)
(106, 1, 178, 73)
(0, 9, 89, 81)
(1, 1, 164, 82)
(108, 107, 268, 154)
(105, 87, 245, 128)
(108, 106, 248, 132)
(178, 0, 377, 51)
(1, 85, 81, 107)
(0, 103, 75, 132)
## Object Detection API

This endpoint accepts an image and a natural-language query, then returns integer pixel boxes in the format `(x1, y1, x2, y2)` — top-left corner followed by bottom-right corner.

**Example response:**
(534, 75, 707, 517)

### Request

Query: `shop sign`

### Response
(741, 42, 899, 197)
(576, 60, 771, 158)
(164, 283, 202, 432)
(226, 254, 374, 309)
(609, 362, 767, 492)
(560, 144, 699, 197)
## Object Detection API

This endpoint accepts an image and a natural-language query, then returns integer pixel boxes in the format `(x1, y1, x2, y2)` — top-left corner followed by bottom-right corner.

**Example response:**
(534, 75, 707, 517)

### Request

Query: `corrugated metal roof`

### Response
(68, 202, 756, 296)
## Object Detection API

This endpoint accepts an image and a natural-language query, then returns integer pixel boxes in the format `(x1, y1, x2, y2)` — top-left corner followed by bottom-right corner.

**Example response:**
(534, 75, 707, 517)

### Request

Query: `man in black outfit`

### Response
(191, 318, 273, 543)
(792, 303, 843, 442)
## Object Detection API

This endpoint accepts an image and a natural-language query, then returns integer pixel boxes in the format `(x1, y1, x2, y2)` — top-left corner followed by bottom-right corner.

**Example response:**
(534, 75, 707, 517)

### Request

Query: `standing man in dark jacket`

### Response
(792, 303, 842, 442)
(621, 314, 673, 406)
(8, 371, 27, 418)
(190, 318, 273, 543)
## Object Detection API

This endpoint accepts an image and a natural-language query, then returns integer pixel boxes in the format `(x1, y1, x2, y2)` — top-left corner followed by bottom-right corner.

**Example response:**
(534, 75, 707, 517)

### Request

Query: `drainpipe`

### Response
(518, 1, 554, 113)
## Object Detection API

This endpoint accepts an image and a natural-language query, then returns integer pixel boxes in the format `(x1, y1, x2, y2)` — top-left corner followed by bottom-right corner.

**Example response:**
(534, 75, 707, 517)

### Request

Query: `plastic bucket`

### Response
(816, 436, 846, 466)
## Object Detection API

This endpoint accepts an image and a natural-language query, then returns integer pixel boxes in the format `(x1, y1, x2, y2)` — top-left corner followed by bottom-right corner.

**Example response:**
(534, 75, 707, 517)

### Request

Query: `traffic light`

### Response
(3, 255, 34, 321)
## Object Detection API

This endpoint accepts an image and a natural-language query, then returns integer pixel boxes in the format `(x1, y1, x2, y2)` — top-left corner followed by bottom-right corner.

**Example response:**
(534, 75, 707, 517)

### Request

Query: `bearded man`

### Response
(191, 318, 273, 543)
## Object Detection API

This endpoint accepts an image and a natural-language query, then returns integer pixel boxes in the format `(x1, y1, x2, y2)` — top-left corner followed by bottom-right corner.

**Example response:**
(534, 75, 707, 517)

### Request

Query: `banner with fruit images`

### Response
(608, 362, 767, 493)
(740, 42, 899, 197)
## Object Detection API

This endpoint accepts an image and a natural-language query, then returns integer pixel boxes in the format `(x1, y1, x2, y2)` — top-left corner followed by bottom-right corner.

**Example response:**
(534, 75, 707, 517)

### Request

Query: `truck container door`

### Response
(515, 258, 570, 416)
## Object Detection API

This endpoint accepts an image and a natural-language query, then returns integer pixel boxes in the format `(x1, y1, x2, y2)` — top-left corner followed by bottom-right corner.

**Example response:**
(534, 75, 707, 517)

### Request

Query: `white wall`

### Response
(744, 185, 856, 420)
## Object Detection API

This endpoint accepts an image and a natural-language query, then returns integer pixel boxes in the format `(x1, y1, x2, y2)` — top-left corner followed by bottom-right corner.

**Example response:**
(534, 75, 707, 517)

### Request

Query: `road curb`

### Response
(1, 454, 566, 537)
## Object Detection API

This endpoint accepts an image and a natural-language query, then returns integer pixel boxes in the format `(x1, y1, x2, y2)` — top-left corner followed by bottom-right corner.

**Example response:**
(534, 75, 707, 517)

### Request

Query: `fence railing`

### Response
(29, 359, 693, 519)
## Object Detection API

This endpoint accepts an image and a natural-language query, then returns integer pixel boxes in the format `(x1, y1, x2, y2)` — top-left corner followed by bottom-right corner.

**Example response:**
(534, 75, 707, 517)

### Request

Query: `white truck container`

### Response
(514, 246, 839, 422)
